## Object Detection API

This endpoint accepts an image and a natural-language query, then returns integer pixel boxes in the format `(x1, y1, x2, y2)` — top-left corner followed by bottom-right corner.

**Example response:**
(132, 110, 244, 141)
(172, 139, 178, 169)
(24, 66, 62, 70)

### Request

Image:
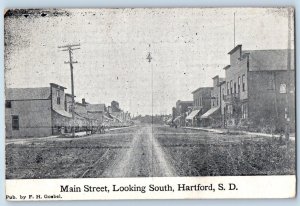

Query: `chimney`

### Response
(82, 98, 86, 104)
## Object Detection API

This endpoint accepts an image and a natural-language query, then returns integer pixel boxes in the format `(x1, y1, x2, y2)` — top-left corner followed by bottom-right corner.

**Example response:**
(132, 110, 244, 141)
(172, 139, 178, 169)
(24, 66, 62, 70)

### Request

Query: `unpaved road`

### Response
(6, 124, 295, 179)
(101, 125, 177, 177)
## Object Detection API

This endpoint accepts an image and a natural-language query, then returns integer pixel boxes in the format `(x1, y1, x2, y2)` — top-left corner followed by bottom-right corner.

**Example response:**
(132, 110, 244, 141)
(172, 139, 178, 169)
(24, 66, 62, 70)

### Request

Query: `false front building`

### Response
(186, 87, 212, 127)
(5, 83, 92, 138)
(200, 75, 226, 127)
(5, 83, 73, 138)
(223, 45, 295, 132)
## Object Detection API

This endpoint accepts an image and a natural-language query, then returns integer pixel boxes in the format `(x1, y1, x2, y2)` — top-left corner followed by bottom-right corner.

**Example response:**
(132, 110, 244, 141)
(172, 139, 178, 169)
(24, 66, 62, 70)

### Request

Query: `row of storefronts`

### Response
(169, 45, 295, 133)
(5, 83, 132, 138)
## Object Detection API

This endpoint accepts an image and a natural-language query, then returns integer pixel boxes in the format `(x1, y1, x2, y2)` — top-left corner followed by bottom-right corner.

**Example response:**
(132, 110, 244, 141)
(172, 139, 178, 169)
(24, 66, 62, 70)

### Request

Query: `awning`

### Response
(201, 107, 220, 119)
(186, 110, 201, 120)
(173, 116, 181, 122)
(53, 109, 72, 118)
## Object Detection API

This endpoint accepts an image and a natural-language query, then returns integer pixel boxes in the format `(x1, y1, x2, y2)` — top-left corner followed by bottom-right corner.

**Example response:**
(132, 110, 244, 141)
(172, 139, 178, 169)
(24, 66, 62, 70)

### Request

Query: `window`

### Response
(56, 90, 60, 105)
(242, 75, 246, 92)
(234, 82, 237, 94)
(227, 82, 229, 95)
(12, 115, 19, 130)
(230, 81, 233, 94)
(222, 88, 225, 100)
(267, 76, 275, 90)
(279, 84, 286, 93)
(69, 105, 73, 112)
(216, 96, 219, 106)
(227, 105, 233, 116)
(5, 100, 11, 108)
(238, 77, 241, 93)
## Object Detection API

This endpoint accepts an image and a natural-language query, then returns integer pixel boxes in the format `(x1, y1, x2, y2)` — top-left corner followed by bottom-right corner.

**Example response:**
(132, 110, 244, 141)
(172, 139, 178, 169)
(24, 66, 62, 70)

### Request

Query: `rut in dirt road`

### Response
(101, 125, 177, 177)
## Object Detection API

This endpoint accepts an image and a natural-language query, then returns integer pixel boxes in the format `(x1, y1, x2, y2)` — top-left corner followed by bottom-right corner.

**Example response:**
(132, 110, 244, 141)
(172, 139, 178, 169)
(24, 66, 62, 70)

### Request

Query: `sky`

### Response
(4, 8, 294, 115)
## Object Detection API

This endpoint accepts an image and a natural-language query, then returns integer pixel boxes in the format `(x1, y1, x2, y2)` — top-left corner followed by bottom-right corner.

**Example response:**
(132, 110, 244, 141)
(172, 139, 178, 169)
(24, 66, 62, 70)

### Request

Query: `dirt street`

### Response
(6, 124, 295, 179)
(101, 125, 176, 177)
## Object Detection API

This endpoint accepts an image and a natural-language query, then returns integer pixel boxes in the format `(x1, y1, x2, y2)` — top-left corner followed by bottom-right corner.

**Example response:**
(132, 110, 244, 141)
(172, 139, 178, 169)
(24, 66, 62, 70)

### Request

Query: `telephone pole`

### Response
(58, 43, 80, 138)
(233, 12, 236, 47)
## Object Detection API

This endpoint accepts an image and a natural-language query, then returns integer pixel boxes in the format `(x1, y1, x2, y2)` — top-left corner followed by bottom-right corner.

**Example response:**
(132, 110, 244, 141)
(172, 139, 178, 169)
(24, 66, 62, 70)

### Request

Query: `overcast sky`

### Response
(5, 8, 294, 115)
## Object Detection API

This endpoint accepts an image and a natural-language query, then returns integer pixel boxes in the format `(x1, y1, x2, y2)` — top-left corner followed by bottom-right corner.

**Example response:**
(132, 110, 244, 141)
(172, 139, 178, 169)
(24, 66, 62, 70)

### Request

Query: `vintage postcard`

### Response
(4, 8, 295, 200)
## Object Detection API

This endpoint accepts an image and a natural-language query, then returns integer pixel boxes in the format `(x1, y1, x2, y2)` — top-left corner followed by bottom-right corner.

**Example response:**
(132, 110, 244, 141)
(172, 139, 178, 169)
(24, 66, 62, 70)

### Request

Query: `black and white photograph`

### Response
(4, 8, 296, 200)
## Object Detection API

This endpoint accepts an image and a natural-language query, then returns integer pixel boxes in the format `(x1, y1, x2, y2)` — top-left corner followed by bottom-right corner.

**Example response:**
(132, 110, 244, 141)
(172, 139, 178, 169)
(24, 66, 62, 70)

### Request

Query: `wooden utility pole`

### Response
(233, 12, 236, 47)
(58, 43, 80, 138)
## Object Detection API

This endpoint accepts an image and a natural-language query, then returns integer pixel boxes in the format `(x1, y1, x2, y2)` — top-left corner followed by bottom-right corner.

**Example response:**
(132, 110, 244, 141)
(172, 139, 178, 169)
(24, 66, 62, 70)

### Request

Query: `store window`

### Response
(12, 115, 19, 130)
(5, 100, 11, 108)
(242, 75, 246, 91)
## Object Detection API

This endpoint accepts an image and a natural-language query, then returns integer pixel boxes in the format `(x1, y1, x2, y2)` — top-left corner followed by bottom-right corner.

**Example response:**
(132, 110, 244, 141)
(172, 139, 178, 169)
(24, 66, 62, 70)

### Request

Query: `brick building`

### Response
(223, 45, 295, 132)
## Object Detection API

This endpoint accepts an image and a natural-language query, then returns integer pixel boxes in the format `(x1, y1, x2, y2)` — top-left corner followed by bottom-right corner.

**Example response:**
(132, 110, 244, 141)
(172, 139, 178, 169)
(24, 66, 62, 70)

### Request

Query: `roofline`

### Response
(5, 87, 51, 100)
(218, 81, 226, 86)
(75, 102, 86, 106)
(50, 83, 67, 90)
(65, 93, 76, 97)
(212, 75, 219, 79)
(6, 98, 50, 101)
(191, 87, 213, 94)
(6, 86, 49, 90)
(212, 75, 225, 80)
(88, 103, 106, 107)
(243, 49, 295, 52)
(177, 100, 193, 103)
(223, 65, 231, 70)
(249, 69, 295, 73)
(228, 44, 242, 55)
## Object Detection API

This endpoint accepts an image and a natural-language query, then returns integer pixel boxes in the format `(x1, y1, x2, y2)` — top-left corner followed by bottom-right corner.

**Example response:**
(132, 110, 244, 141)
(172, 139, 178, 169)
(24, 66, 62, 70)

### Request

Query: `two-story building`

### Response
(200, 76, 226, 127)
(186, 87, 212, 127)
(5, 83, 72, 138)
(223, 45, 295, 132)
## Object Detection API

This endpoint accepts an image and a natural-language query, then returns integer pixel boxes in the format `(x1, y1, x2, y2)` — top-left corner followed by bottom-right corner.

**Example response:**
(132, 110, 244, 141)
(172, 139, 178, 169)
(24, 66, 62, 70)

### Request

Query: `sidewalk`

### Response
(183, 126, 295, 141)
(6, 126, 137, 145)
(6, 131, 88, 145)
(6, 135, 59, 145)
